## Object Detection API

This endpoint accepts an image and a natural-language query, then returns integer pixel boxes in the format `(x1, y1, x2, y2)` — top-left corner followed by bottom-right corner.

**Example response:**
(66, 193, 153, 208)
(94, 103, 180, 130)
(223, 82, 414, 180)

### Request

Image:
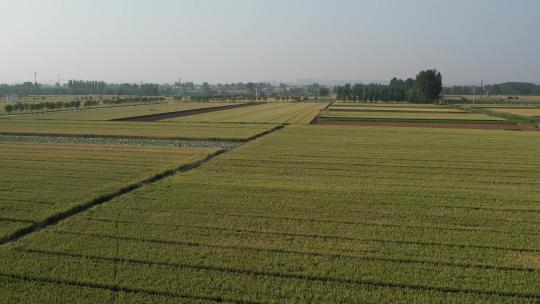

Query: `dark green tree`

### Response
(319, 87, 330, 97)
(412, 69, 442, 103)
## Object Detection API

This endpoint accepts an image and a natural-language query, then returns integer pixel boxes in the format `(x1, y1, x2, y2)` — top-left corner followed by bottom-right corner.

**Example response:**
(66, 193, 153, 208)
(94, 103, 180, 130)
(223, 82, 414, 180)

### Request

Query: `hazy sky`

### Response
(1, 0, 539, 85)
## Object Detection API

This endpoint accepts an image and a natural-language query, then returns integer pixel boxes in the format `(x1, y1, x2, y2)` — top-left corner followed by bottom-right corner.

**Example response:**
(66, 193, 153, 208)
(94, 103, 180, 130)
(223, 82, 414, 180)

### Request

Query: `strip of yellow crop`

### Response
(326, 110, 503, 120)
(166, 102, 328, 124)
(0, 120, 279, 140)
(4, 102, 237, 121)
(486, 107, 540, 117)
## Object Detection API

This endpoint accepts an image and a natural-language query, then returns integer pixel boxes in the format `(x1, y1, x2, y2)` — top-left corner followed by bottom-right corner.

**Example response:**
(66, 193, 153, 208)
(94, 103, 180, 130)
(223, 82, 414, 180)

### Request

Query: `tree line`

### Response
(334, 70, 443, 103)
(180, 94, 314, 102)
(444, 82, 540, 96)
(0, 81, 160, 96)
(5, 96, 166, 114)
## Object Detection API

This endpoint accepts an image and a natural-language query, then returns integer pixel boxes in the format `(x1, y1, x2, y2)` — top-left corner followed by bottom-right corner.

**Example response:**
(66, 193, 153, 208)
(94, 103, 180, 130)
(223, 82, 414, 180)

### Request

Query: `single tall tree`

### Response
(412, 69, 443, 103)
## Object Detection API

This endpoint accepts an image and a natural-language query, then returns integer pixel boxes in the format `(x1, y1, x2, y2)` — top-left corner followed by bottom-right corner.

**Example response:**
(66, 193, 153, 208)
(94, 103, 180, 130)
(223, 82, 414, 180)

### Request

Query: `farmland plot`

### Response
(4, 102, 236, 121)
(166, 102, 328, 124)
(0, 120, 280, 141)
(2, 125, 540, 303)
(485, 107, 540, 118)
(322, 110, 504, 123)
(329, 105, 465, 113)
(0, 141, 219, 242)
(333, 102, 443, 108)
(448, 95, 540, 104)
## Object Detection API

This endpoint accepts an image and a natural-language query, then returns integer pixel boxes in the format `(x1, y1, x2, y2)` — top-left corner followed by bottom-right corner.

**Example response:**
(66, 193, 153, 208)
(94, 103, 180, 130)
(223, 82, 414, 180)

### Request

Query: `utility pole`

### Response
(178, 76, 181, 97)
(34, 72, 40, 97)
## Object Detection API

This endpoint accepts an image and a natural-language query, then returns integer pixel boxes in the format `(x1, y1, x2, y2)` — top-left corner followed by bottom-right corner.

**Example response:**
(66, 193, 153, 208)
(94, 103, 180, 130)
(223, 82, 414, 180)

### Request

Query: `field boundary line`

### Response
(42, 231, 539, 273)
(0, 123, 287, 246)
(7, 249, 540, 301)
(0, 132, 250, 142)
(81, 217, 540, 254)
(0, 125, 285, 143)
(0, 273, 260, 304)
(0, 149, 226, 245)
(309, 101, 333, 124)
(244, 124, 286, 141)
(104, 206, 540, 236)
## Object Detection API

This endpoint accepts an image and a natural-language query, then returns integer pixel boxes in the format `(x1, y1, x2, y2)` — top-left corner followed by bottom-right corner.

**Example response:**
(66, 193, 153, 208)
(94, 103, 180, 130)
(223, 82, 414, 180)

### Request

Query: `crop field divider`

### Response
(0, 132, 252, 142)
(81, 216, 540, 255)
(0, 124, 286, 143)
(90, 206, 540, 236)
(0, 272, 260, 304)
(0, 123, 288, 246)
(5, 247, 540, 301)
(0, 150, 226, 245)
(243, 124, 286, 141)
(310, 101, 333, 124)
(44, 230, 539, 273)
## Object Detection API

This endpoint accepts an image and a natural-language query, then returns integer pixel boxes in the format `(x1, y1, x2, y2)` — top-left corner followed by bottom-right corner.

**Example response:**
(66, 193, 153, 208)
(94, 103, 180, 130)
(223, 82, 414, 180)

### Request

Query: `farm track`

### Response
(111, 102, 261, 122)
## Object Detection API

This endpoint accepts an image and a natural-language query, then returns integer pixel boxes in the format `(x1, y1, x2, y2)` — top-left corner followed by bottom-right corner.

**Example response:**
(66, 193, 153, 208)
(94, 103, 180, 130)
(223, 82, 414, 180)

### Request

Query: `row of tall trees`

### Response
(168, 81, 330, 99)
(0, 81, 160, 96)
(5, 96, 166, 114)
(335, 70, 443, 103)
